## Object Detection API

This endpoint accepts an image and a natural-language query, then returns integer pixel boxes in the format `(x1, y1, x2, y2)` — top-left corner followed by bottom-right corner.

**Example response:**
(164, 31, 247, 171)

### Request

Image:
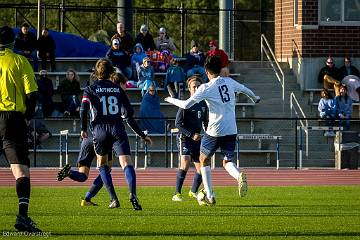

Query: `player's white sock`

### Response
(224, 162, 240, 180)
(200, 166, 213, 199)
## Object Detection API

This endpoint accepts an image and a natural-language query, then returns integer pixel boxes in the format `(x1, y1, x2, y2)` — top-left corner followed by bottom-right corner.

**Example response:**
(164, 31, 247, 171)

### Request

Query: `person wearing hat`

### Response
(155, 27, 176, 52)
(0, 26, 41, 232)
(172, 75, 208, 202)
(317, 56, 341, 96)
(185, 40, 207, 81)
(105, 38, 132, 79)
(335, 84, 353, 130)
(134, 24, 156, 52)
(207, 40, 229, 76)
(14, 23, 39, 72)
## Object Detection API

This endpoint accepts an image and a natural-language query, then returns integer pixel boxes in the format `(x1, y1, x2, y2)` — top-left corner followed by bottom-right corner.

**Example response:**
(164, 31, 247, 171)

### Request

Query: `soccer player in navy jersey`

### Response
(58, 68, 152, 210)
(172, 75, 208, 202)
(166, 56, 260, 206)
(57, 68, 151, 210)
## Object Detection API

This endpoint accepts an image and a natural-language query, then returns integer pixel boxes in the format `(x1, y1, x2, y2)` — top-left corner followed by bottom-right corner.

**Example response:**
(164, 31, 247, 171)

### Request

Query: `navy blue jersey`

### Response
(80, 79, 133, 131)
(175, 101, 208, 138)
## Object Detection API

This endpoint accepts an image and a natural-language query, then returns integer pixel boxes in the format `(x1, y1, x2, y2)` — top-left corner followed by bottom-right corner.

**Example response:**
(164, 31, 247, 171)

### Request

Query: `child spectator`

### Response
(134, 24, 156, 51)
(335, 85, 353, 130)
(37, 27, 56, 72)
(164, 58, 185, 98)
(318, 89, 337, 137)
(137, 57, 155, 91)
(106, 38, 132, 79)
(131, 43, 147, 80)
(185, 40, 207, 81)
(139, 84, 165, 134)
(57, 69, 81, 117)
(36, 70, 54, 117)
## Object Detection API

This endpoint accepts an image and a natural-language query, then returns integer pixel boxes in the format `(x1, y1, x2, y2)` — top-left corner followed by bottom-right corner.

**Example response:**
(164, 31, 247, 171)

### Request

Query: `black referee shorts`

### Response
(0, 111, 30, 167)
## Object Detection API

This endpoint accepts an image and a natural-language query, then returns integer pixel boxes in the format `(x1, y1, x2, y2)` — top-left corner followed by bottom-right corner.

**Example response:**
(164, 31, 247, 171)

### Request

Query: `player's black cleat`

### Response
(57, 164, 71, 181)
(129, 195, 142, 211)
(108, 198, 120, 209)
(14, 215, 42, 232)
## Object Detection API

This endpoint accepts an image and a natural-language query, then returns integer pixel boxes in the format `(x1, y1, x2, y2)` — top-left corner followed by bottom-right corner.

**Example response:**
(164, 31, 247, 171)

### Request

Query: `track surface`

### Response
(0, 168, 359, 187)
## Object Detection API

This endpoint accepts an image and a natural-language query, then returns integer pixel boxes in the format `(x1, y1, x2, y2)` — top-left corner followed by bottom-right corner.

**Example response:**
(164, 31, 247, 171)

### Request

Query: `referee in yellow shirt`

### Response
(0, 26, 41, 232)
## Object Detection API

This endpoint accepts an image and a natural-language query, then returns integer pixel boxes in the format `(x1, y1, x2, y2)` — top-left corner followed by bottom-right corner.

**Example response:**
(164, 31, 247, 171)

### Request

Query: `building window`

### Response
(294, 0, 298, 25)
(319, 0, 360, 25)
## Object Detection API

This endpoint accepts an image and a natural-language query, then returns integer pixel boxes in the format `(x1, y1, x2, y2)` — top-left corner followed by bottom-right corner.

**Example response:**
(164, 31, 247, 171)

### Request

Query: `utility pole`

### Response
(37, 0, 42, 38)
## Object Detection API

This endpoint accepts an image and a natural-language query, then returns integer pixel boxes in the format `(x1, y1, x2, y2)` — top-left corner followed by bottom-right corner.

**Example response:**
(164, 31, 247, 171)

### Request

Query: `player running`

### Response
(172, 75, 208, 202)
(165, 55, 260, 206)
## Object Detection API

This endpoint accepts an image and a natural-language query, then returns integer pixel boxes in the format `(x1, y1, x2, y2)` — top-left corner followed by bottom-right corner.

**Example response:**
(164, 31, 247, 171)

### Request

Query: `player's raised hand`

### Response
(144, 136, 153, 146)
(164, 96, 171, 102)
(80, 130, 88, 139)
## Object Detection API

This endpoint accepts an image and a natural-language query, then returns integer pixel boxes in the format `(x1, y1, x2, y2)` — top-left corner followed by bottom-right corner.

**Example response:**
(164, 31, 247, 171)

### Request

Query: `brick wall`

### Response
(275, 0, 360, 60)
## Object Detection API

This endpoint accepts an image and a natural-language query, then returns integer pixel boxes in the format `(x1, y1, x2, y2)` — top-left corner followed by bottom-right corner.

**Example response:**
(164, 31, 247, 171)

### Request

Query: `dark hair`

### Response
(110, 72, 127, 86)
(321, 88, 333, 99)
(204, 55, 222, 75)
(95, 58, 114, 80)
(42, 27, 49, 31)
(0, 26, 15, 46)
(21, 22, 30, 28)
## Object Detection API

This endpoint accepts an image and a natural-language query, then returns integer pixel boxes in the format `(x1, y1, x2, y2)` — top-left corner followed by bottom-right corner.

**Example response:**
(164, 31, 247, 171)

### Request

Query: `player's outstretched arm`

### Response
(164, 96, 198, 109)
(125, 117, 153, 146)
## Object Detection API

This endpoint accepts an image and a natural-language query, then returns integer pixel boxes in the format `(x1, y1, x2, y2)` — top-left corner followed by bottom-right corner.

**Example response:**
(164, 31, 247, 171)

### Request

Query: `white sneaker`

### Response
(188, 190, 197, 199)
(172, 193, 183, 202)
(238, 172, 248, 197)
(197, 189, 216, 206)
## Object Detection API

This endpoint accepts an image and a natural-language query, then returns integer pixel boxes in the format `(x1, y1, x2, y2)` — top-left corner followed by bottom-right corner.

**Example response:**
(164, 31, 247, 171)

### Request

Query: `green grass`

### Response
(1, 186, 360, 239)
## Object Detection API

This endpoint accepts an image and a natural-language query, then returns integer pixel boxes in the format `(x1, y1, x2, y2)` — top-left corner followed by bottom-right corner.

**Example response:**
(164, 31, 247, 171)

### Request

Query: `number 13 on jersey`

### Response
(218, 85, 230, 103)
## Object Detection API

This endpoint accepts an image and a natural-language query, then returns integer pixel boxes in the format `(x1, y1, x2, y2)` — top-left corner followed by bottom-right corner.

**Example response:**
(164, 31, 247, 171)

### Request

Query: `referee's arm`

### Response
(24, 92, 37, 121)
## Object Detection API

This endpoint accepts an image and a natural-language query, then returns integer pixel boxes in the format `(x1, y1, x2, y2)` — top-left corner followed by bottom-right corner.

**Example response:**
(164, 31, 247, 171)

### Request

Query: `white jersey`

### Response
(166, 76, 258, 137)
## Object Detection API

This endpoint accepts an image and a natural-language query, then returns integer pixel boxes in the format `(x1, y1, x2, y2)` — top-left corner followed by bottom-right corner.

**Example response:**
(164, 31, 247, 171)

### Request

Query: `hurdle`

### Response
(134, 130, 149, 169)
(170, 128, 179, 168)
(59, 130, 69, 168)
(297, 126, 343, 169)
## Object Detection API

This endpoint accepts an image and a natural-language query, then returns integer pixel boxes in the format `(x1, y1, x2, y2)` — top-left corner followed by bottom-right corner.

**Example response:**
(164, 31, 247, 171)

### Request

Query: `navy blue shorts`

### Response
(200, 133, 237, 161)
(92, 123, 130, 158)
(177, 136, 201, 163)
(77, 137, 113, 168)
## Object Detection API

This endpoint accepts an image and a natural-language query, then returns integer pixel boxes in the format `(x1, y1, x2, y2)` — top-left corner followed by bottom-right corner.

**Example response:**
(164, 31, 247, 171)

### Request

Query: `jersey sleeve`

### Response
(231, 79, 257, 101)
(80, 88, 90, 131)
(175, 108, 192, 138)
(22, 59, 38, 94)
(165, 85, 206, 109)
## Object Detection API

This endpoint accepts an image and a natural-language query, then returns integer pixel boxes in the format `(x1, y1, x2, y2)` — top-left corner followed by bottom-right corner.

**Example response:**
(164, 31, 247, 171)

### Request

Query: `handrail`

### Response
(290, 92, 309, 162)
(260, 34, 285, 112)
(291, 39, 302, 64)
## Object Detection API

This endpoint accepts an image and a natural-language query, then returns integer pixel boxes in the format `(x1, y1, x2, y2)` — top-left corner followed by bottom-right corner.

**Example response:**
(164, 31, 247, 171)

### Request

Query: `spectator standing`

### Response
(37, 27, 56, 72)
(318, 57, 341, 96)
(185, 40, 207, 81)
(154, 27, 176, 53)
(335, 85, 352, 130)
(342, 75, 360, 102)
(37, 70, 54, 117)
(207, 40, 229, 77)
(0, 25, 41, 232)
(139, 84, 165, 134)
(134, 24, 155, 51)
(164, 58, 186, 98)
(58, 69, 81, 116)
(14, 22, 38, 71)
(318, 89, 337, 137)
(111, 22, 134, 56)
(339, 56, 360, 80)
(106, 38, 132, 79)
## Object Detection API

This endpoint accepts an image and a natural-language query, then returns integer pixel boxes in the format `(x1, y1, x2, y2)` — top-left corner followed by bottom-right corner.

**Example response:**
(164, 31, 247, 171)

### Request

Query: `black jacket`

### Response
(318, 65, 341, 83)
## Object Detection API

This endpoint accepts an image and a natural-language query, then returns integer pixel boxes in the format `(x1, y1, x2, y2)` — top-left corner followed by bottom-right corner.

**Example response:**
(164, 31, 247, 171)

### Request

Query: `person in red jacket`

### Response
(207, 40, 229, 76)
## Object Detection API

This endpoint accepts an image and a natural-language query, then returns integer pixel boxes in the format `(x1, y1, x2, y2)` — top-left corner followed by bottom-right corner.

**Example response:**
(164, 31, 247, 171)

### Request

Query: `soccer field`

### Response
(1, 186, 360, 239)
